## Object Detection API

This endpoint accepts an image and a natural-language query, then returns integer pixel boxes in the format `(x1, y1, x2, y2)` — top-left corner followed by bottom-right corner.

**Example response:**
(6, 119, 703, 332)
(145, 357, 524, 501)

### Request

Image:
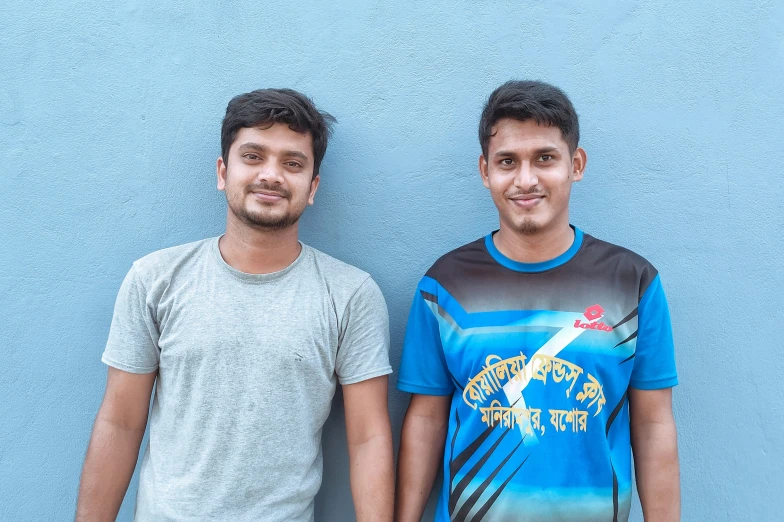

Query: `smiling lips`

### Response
(509, 193, 545, 209)
(251, 190, 287, 202)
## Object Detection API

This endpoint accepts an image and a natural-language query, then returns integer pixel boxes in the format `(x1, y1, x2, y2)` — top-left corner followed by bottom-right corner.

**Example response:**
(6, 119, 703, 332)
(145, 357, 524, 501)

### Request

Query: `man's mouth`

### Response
(509, 194, 545, 209)
(251, 190, 287, 202)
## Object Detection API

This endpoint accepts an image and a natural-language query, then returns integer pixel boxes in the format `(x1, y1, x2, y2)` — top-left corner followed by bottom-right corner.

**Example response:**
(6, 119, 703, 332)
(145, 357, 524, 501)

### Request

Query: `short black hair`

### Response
(221, 88, 336, 177)
(479, 80, 579, 156)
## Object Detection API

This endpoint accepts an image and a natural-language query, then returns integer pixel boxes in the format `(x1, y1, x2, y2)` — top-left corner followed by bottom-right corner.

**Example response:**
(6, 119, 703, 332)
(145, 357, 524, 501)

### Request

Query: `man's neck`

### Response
(218, 217, 302, 275)
(493, 221, 575, 264)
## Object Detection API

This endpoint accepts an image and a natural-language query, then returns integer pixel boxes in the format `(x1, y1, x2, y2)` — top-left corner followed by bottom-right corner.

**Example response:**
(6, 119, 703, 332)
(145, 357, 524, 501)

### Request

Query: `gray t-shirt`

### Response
(102, 237, 392, 522)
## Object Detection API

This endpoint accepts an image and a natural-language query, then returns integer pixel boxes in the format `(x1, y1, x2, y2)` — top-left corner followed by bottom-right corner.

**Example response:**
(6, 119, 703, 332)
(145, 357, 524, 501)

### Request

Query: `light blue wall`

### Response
(1, 1, 782, 520)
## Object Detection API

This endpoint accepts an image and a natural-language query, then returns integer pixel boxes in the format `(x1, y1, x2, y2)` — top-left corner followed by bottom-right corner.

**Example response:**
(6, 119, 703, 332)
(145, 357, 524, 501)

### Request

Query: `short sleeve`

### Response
(101, 264, 160, 374)
(630, 274, 678, 390)
(397, 277, 454, 396)
(335, 277, 392, 385)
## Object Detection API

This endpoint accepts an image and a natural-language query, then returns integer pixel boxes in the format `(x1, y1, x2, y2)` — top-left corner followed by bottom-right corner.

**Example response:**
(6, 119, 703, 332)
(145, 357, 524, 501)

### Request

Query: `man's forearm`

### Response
(348, 433, 395, 522)
(632, 419, 680, 521)
(75, 418, 146, 522)
(395, 414, 447, 522)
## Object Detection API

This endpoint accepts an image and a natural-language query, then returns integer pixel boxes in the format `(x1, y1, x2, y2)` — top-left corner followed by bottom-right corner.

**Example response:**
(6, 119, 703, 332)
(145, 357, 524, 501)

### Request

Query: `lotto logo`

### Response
(583, 304, 604, 320)
(574, 304, 613, 332)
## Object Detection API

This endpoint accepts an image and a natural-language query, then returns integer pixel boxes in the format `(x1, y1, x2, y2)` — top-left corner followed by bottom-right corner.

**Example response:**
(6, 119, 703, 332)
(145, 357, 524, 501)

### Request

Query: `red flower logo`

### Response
(584, 304, 604, 321)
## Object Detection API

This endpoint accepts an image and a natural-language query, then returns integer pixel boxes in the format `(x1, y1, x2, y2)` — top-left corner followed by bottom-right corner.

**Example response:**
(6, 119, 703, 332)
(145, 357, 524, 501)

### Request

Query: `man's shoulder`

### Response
(580, 232, 658, 272)
(306, 244, 373, 292)
(423, 236, 488, 283)
(131, 237, 214, 281)
(579, 232, 661, 295)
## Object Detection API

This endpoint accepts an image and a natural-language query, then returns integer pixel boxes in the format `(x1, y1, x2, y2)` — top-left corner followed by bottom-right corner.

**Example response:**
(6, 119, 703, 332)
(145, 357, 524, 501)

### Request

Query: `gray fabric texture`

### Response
(101, 237, 392, 521)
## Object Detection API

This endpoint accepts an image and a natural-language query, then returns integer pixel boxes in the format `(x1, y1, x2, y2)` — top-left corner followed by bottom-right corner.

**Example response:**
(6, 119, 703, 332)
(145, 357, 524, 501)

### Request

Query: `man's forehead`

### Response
(489, 118, 566, 152)
(234, 125, 313, 153)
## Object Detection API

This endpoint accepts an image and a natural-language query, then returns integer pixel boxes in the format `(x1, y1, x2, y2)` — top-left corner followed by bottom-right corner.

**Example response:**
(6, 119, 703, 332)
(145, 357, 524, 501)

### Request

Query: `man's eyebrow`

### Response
(237, 143, 269, 153)
(237, 143, 308, 161)
(281, 150, 308, 161)
(493, 146, 560, 157)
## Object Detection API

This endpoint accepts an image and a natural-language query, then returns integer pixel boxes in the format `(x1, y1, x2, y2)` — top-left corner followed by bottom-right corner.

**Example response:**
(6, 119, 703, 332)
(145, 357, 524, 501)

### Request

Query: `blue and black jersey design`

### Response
(398, 227, 677, 522)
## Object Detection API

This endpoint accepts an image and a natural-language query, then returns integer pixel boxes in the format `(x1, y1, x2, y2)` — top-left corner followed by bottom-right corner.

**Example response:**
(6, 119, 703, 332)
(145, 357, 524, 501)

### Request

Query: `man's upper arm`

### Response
(630, 274, 678, 390)
(102, 264, 160, 374)
(343, 376, 391, 444)
(405, 394, 451, 425)
(397, 277, 454, 396)
(97, 264, 159, 430)
(628, 387, 674, 425)
(335, 277, 392, 385)
(98, 367, 156, 431)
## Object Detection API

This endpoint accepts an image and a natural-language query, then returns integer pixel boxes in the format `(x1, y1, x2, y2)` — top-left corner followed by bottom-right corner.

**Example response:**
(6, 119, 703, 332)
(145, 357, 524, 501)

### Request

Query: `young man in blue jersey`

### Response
(395, 80, 680, 522)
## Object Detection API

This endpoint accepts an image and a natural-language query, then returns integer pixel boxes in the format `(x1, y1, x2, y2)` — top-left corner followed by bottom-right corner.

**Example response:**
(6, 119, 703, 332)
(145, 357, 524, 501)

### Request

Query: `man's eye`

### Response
(244, 153, 261, 161)
(285, 161, 302, 168)
(500, 158, 514, 166)
(539, 155, 553, 162)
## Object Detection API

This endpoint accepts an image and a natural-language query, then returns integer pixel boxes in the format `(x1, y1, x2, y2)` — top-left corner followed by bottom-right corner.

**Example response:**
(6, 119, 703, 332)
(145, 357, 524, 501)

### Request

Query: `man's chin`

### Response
(513, 217, 541, 235)
(249, 217, 299, 230)
(235, 209, 302, 231)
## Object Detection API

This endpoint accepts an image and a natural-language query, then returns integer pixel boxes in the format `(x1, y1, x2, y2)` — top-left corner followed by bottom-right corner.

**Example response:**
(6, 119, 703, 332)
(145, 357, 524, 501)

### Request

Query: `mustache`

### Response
(246, 183, 291, 199)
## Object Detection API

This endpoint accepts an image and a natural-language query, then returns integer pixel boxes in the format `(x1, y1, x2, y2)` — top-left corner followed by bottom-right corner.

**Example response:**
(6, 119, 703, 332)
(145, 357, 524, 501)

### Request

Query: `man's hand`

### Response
(75, 367, 156, 522)
(395, 394, 451, 522)
(343, 376, 394, 522)
(629, 387, 680, 522)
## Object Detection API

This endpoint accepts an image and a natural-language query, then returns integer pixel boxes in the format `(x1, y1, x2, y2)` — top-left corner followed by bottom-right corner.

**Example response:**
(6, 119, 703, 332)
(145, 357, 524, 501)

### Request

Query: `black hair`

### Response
(221, 88, 336, 177)
(479, 80, 579, 156)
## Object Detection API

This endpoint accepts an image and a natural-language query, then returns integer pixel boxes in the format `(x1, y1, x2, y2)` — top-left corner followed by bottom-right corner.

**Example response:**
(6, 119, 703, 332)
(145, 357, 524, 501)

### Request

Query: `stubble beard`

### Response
(227, 187, 306, 232)
(503, 187, 547, 236)
(517, 217, 539, 235)
(232, 204, 303, 231)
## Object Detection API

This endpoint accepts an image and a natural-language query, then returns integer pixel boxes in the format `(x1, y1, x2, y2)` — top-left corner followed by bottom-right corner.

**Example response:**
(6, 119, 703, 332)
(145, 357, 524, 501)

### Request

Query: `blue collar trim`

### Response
(484, 226, 584, 273)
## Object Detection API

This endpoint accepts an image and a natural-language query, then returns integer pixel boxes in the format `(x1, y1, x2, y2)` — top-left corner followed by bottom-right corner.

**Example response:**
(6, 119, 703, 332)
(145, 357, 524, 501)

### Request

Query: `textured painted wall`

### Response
(1, 1, 782, 520)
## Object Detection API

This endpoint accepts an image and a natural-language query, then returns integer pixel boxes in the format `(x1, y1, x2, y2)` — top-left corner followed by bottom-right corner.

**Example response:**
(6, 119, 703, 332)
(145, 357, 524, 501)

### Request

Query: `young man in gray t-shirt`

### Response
(76, 89, 394, 522)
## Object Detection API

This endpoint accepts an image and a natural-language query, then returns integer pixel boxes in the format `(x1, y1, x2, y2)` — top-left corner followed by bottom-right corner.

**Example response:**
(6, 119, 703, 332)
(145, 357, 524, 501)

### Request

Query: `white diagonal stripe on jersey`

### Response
(504, 315, 590, 444)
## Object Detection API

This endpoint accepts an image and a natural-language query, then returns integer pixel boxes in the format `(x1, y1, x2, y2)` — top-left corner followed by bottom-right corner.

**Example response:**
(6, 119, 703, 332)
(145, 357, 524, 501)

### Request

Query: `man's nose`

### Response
(257, 161, 285, 183)
(513, 163, 539, 190)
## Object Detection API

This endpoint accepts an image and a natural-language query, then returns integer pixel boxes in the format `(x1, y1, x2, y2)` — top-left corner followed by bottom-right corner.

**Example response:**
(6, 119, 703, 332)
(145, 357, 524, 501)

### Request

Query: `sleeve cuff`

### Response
(338, 366, 393, 386)
(102, 354, 158, 374)
(629, 375, 679, 390)
(397, 380, 454, 396)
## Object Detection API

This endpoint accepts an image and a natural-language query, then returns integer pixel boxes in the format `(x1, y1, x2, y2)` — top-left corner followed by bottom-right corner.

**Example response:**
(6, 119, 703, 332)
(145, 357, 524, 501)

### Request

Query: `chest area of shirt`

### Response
(152, 281, 341, 373)
(437, 298, 638, 434)
(438, 293, 639, 368)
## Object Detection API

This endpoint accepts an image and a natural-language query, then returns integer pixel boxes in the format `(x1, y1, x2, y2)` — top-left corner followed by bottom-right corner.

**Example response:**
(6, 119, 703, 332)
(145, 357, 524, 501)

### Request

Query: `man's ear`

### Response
(572, 147, 587, 182)
(479, 155, 490, 189)
(308, 175, 320, 205)
(217, 157, 227, 191)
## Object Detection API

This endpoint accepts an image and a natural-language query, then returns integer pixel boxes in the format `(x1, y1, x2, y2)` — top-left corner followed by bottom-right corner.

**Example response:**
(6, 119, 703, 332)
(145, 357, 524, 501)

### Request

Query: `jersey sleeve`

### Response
(397, 277, 454, 396)
(101, 264, 160, 374)
(630, 274, 678, 389)
(335, 277, 392, 385)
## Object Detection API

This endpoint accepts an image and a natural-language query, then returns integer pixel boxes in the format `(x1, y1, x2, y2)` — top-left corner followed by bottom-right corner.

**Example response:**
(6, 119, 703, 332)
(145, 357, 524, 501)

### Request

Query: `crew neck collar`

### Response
(211, 236, 308, 283)
(484, 226, 584, 273)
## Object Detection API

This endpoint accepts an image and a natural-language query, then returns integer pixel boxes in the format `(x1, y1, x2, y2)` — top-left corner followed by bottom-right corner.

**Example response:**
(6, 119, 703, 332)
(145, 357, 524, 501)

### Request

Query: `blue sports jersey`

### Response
(398, 227, 677, 522)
